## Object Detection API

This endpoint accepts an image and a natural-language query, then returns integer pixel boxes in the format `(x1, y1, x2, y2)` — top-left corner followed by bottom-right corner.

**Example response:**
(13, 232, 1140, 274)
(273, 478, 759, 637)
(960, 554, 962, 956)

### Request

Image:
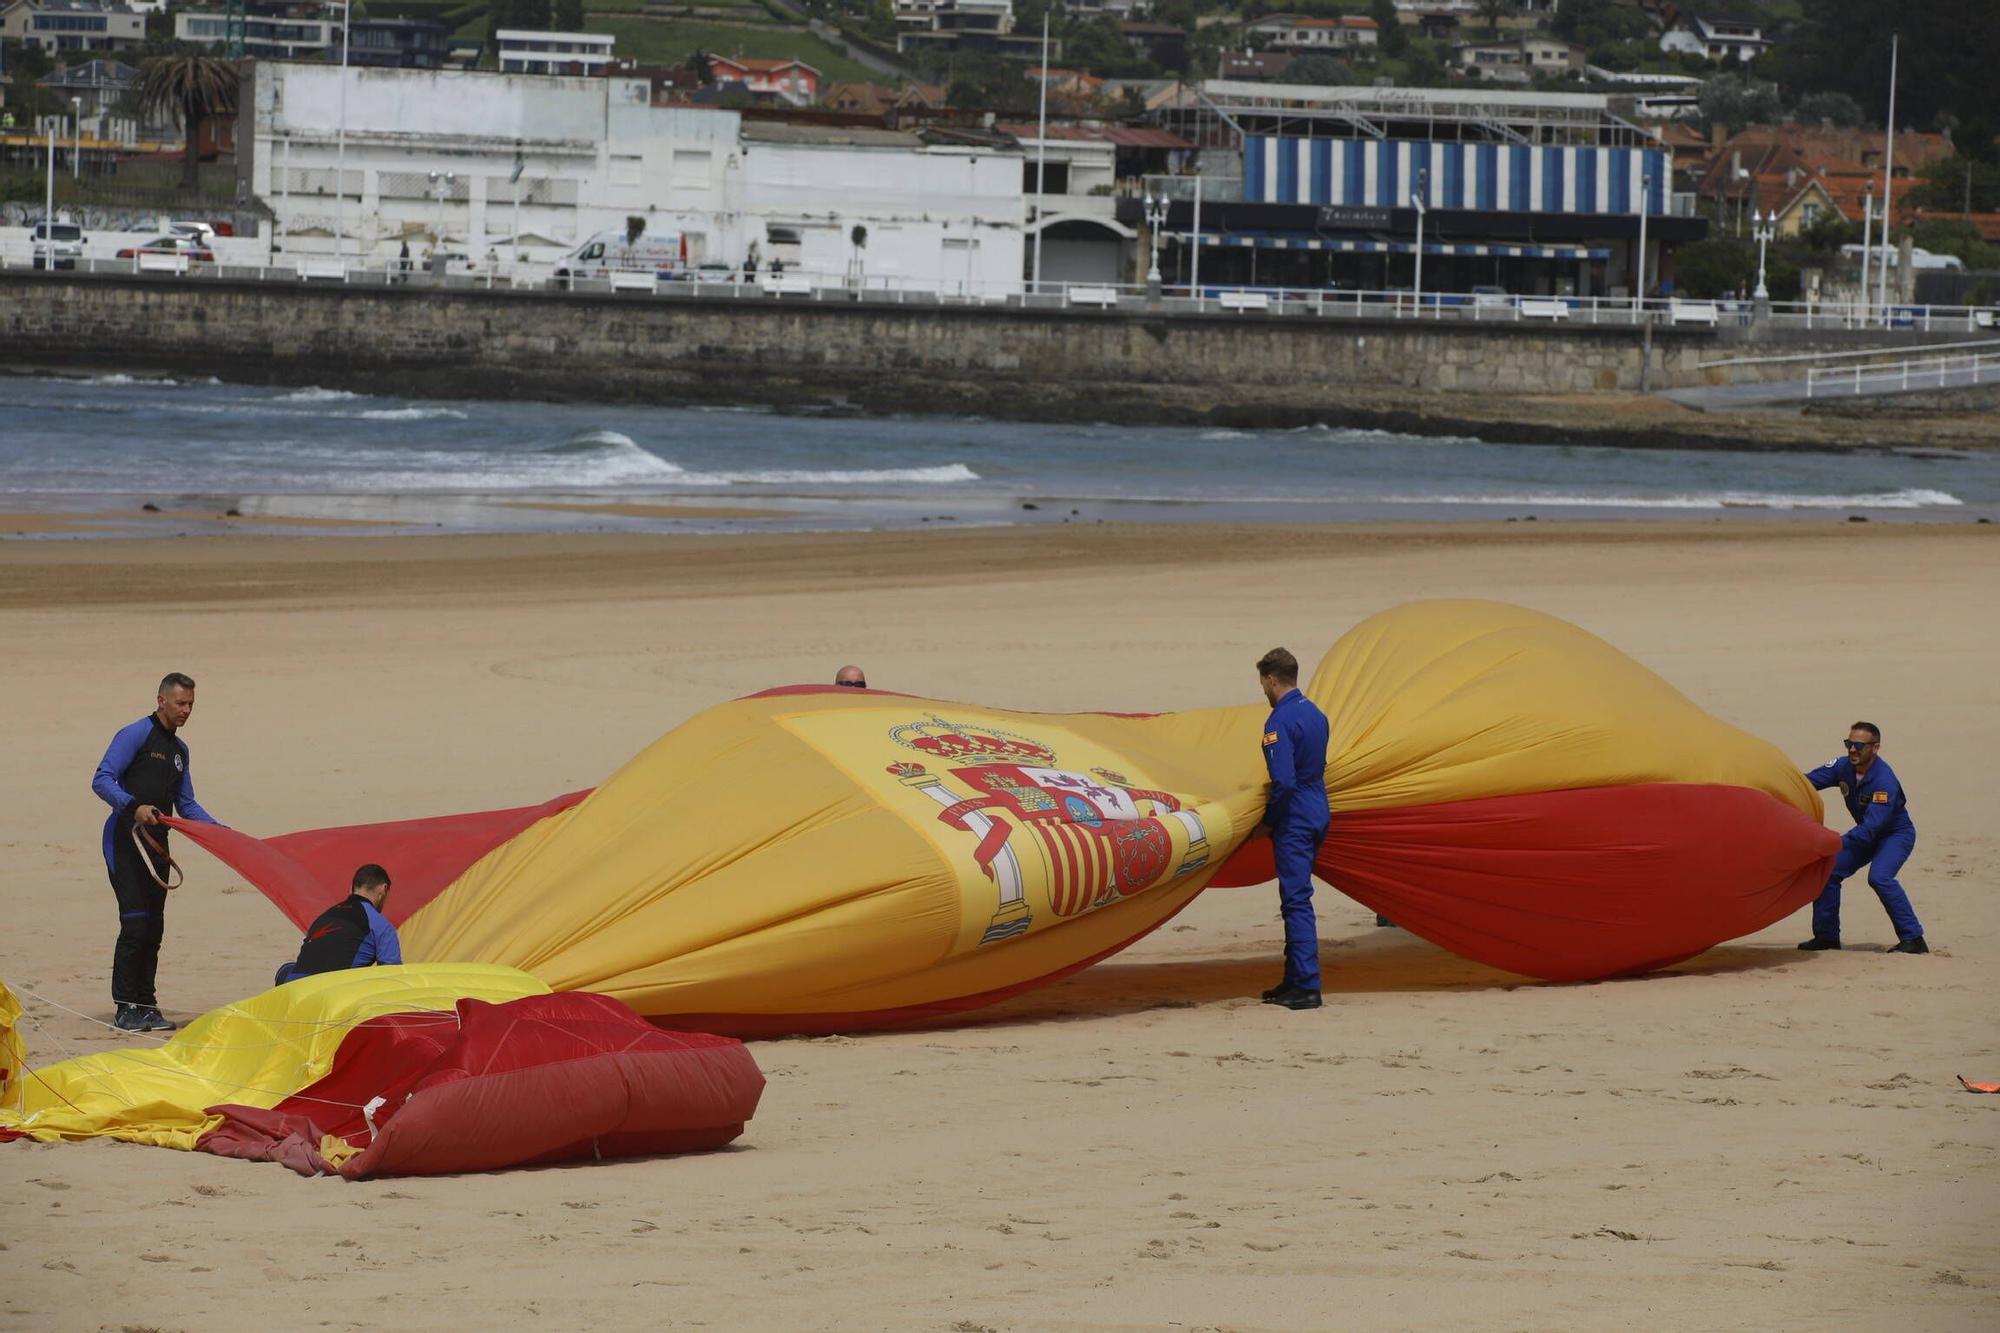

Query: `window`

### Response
(1801, 203, 1821, 226)
(1023, 160, 1071, 194)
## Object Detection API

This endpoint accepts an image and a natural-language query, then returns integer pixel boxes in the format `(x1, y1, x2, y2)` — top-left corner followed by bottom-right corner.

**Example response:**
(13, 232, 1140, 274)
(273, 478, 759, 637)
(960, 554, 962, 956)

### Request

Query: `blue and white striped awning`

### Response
(1169, 232, 1608, 260)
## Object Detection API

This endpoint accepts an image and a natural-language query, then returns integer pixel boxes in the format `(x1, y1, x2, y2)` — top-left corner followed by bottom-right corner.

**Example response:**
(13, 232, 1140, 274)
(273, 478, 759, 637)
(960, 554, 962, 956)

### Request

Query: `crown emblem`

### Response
(889, 715, 1058, 767)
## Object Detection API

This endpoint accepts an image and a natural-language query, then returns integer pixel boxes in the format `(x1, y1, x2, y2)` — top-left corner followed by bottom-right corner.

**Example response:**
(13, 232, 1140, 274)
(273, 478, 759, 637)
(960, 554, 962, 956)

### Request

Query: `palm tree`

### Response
(135, 53, 239, 192)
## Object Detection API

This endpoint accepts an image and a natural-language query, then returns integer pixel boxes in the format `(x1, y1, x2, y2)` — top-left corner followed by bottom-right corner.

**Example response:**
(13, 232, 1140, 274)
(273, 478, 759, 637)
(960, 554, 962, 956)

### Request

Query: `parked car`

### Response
(168, 221, 218, 244)
(116, 235, 216, 262)
(1470, 284, 1513, 310)
(31, 221, 85, 270)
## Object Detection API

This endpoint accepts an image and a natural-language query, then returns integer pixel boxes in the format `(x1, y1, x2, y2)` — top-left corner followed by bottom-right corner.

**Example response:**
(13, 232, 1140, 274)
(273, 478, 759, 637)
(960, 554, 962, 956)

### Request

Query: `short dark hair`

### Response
(1850, 721, 1881, 743)
(352, 863, 392, 892)
(158, 672, 196, 694)
(1255, 648, 1299, 684)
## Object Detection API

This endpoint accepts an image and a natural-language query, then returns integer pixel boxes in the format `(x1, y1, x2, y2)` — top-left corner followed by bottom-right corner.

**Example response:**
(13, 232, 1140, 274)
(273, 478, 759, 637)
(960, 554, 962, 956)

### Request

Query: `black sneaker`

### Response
(1797, 937, 1842, 951)
(136, 1006, 178, 1032)
(112, 1003, 147, 1032)
(1886, 937, 1930, 955)
(1260, 980, 1296, 1002)
(1264, 986, 1322, 1011)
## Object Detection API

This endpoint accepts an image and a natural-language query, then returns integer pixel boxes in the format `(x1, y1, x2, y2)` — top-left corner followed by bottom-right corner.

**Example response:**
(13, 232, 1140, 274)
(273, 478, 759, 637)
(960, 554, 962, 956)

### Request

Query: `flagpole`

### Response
(1031, 13, 1049, 296)
(1874, 32, 1897, 318)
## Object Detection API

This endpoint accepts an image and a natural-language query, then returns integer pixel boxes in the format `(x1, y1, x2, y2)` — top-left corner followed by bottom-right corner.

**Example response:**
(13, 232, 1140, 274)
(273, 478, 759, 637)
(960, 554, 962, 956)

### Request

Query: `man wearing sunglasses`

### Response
(1799, 722, 1927, 954)
(834, 665, 867, 689)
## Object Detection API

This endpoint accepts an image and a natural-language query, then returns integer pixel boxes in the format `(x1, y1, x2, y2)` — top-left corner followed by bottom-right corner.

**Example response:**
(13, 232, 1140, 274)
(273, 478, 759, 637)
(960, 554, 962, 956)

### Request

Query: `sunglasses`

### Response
(1842, 739, 1875, 750)
(836, 679, 867, 689)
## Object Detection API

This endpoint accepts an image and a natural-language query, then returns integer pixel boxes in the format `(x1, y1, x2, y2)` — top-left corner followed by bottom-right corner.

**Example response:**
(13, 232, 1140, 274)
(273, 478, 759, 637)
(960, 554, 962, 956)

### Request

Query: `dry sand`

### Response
(2, 522, 1995, 1331)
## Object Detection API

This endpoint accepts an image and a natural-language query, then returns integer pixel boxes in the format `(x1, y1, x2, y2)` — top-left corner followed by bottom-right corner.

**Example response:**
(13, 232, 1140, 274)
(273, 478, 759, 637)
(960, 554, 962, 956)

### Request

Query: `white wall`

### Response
(744, 141, 1025, 296)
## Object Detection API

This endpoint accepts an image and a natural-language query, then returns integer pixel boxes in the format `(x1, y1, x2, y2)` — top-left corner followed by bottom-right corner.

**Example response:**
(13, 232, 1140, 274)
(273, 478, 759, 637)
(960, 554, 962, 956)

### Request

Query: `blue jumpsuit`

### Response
(1803, 754, 1922, 943)
(1262, 688, 1331, 991)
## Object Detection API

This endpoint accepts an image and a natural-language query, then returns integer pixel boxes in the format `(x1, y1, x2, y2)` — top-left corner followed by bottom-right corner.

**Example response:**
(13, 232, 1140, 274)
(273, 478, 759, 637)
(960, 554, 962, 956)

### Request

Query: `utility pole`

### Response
(1875, 32, 1898, 319)
(1030, 12, 1048, 295)
(1412, 166, 1428, 315)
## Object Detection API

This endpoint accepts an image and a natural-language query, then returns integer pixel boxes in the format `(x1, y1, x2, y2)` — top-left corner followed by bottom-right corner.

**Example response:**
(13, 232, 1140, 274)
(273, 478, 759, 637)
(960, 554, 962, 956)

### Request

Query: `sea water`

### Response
(0, 373, 1991, 535)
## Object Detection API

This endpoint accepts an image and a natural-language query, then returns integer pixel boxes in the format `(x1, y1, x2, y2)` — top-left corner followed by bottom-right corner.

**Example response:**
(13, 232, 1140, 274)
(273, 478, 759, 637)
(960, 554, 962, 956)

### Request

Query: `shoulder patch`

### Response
(1261, 731, 1279, 746)
(1872, 790, 1889, 803)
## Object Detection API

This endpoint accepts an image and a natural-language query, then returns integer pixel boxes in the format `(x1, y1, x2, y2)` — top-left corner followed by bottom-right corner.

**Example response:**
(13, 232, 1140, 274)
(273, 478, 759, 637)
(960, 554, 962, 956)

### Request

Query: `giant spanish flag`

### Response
(173, 601, 1837, 1033)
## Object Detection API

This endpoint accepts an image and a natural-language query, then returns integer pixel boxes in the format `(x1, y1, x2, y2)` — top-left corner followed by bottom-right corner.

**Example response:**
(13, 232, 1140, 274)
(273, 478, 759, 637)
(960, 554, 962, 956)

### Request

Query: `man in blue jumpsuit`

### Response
(275, 865, 402, 985)
(1799, 721, 1927, 954)
(1252, 648, 1331, 1010)
(91, 673, 221, 1032)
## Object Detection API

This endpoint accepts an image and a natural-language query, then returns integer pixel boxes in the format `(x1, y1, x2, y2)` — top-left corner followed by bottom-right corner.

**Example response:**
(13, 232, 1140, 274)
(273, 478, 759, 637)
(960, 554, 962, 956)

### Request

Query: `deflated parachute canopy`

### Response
(0, 966, 765, 1176)
(170, 601, 1838, 1033)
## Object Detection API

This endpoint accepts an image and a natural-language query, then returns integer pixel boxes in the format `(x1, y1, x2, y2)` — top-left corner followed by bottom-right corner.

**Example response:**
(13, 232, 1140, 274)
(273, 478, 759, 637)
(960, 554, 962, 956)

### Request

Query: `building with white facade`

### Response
(1659, 11, 1772, 64)
(1244, 14, 1379, 52)
(1, 0, 143, 54)
(175, 8, 338, 60)
(497, 28, 615, 76)
(239, 63, 1026, 294)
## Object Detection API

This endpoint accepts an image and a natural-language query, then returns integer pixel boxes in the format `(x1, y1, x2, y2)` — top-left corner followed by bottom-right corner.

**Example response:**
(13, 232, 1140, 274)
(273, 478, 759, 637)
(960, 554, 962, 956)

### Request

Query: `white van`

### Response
(552, 227, 699, 281)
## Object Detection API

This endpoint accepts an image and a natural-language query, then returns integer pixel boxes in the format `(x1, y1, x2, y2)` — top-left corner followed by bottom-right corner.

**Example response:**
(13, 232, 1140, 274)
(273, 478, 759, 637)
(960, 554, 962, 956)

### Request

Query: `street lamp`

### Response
(1751, 208, 1775, 302)
(1635, 169, 1651, 317)
(1411, 166, 1428, 315)
(428, 170, 456, 252)
(1143, 191, 1167, 287)
(335, 0, 352, 268)
(71, 96, 81, 180)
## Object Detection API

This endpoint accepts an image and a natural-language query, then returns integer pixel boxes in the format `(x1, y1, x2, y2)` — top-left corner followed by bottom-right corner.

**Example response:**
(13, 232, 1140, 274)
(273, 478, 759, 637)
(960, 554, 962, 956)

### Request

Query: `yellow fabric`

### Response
(0, 965, 548, 1148)
(0, 981, 24, 1113)
(399, 600, 1819, 1022)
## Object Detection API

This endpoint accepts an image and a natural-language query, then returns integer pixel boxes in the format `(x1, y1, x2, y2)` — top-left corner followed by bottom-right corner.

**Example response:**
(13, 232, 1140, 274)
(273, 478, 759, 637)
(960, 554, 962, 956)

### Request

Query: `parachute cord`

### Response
(131, 823, 184, 891)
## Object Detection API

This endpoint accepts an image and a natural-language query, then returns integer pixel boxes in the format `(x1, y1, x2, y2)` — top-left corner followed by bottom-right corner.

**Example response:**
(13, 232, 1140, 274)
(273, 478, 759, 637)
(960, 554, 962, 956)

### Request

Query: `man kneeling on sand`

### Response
(274, 864, 401, 985)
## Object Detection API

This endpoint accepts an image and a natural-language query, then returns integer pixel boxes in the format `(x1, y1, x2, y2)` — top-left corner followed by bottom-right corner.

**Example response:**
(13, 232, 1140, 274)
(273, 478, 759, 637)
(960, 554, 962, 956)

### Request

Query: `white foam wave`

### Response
(1390, 488, 1962, 510)
(674, 464, 982, 486)
(277, 386, 361, 402)
(351, 407, 470, 421)
(1200, 429, 1253, 440)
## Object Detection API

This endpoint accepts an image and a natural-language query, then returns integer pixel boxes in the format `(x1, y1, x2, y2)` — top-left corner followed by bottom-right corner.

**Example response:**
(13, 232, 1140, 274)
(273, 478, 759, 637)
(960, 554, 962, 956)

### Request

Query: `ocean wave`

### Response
(1199, 429, 1253, 440)
(1394, 489, 1963, 510)
(277, 386, 362, 402)
(351, 407, 470, 421)
(677, 464, 982, 486)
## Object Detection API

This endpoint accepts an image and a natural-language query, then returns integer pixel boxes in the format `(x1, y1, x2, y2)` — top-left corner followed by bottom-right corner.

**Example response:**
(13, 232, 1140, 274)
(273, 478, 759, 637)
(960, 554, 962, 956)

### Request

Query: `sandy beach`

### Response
(2, 521, 1995, 1331)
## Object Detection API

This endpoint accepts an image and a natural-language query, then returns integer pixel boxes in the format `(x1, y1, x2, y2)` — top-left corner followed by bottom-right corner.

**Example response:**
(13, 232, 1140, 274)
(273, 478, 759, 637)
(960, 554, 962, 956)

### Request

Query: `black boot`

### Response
(1797, 937, 1842, 951)
(1260, 979, 1296, 1002)
(1886, 937, 1930, 955)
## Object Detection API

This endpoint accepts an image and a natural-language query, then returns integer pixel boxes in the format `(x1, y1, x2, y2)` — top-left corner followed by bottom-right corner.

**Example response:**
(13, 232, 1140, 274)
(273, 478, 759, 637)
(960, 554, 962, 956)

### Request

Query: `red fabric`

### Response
(1960, 1077, 2000, 1094)
(196, 992, 763, 1178)
(1311, 783, 1838, 982)
(166, 791, 590, 931)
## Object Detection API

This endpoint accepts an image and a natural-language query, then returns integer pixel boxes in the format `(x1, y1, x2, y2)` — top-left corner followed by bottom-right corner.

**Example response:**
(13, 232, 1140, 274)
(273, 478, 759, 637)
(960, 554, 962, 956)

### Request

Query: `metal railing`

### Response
(1806, 349, 2000, 398)
(4, 238, 1998, 336)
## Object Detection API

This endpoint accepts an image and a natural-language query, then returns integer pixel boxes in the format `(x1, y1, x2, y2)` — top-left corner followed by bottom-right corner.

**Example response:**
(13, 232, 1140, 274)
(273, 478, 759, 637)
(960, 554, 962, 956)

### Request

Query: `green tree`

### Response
(1670, 238, 1756, 299)
(1476, 0, 1511, 38)
(1774, 0, 1999, 133)
(1697, 73, 1784, 134)
(946, 54, 1030, 112)
(1909, 154, 2000, 213)
(5, 39, 59, 122)
(134, 51, 239, 191)
(1284, 53, 1354, 87)
(555, 0, 583, 29)
(1794, 90, 1866, 128)
(1904, 217, 2000, 269)
(1370, 0, 1406, 56)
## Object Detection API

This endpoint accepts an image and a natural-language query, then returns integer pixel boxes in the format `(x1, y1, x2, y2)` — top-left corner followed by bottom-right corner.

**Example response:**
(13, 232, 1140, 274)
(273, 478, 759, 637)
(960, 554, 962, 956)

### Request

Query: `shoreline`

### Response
(11, 360, 1999, 455)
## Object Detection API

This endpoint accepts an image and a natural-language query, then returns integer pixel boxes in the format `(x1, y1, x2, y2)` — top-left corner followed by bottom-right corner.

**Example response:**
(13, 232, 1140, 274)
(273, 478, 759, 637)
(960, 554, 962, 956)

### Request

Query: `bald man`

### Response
(834, 665, 867, 689)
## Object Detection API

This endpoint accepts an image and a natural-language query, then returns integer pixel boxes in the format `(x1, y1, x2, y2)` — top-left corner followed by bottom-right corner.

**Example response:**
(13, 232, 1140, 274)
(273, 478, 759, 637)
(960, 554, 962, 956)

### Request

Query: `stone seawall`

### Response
(0, 273, 1954, 430)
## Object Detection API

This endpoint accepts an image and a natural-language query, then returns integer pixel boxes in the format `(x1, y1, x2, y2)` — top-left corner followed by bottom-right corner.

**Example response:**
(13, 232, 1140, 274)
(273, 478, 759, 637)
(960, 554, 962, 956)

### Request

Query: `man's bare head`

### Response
(834, 665, 868, 689)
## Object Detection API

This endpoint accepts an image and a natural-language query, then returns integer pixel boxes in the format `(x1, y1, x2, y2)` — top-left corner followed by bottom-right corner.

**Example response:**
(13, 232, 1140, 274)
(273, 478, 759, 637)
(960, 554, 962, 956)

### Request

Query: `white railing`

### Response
(2, 239, 1996, 336)
(1805, 350, 2000, 398)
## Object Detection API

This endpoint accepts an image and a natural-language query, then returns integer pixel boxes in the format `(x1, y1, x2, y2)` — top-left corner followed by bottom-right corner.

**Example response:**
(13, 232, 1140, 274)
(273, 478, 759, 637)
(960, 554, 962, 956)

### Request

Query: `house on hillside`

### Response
(1244, 13, 1379, 53)
(1454, 35, 1584, 82)
(707, 56, 821, 108)
(497, 29, 616, 77)
(1121, 20, 1186, 70)
(1217, 50, 1297, 82)
(897, 0, 1044, 60)
(1, 0, 144, 55)
(1064, 0, 1152, 17)
(1659, 9, 1772, 64)
(821, 82, 947, 116)
(174, 5, 338, 61)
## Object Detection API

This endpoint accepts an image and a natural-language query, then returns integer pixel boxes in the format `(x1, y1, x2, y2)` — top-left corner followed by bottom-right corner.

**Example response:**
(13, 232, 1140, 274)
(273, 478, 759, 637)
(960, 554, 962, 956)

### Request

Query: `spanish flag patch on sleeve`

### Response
(1873, 790, 1889, 803)
(1262, 731, 1279, 746)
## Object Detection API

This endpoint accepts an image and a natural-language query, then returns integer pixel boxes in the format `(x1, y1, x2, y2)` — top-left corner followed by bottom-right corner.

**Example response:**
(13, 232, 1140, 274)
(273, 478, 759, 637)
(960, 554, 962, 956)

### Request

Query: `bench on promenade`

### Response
(1974, 309, 1997, 330)
(607, 269, 657, 293)
(1518, 298, 1570, 320)
(296, 258, 348, 283)
(1668, 298, 1719, 326)
(1066, 285, 1118, 308)
(136, 252, 189, 276)
(760, 274, 814, 297)
(1217, 290, 1270, 312)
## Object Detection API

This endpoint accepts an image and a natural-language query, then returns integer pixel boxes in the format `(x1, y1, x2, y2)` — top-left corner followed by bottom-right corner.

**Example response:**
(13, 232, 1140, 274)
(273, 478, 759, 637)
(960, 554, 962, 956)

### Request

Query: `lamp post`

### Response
(335, 0, 352, 268)
(1635, 169, 1650, 318)
(1411, 166, 1428, 316)
(1858, 178, 1874, 322)
(44, 118, 55, 259)
(428, 170, 456, 254)
(1751, 208, 1774, 302)
(71, 96, 82, 180)
(1875, 31, 1898, 319)
(1144, 190, 1167, 295)
(1030, 11, 1048, 295)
